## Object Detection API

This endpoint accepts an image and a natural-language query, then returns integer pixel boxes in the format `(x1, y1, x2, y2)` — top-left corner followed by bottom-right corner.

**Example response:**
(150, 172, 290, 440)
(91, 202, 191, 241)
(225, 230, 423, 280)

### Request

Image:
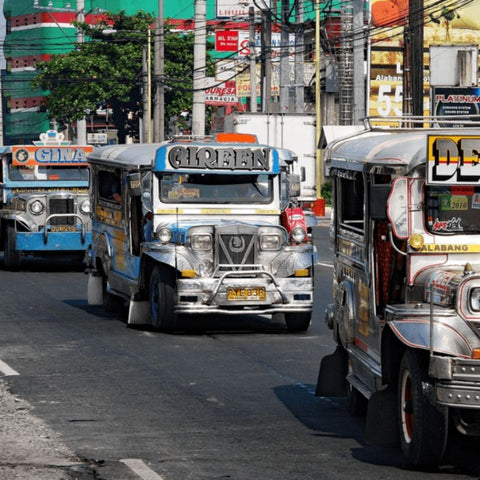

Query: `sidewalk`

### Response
(0, 379, 81, 480)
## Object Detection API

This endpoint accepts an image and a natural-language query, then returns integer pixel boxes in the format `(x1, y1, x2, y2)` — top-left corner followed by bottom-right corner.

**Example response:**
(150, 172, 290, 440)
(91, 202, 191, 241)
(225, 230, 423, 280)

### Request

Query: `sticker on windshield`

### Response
(473, 193, 480, 209)
(430, 217, 463, 232)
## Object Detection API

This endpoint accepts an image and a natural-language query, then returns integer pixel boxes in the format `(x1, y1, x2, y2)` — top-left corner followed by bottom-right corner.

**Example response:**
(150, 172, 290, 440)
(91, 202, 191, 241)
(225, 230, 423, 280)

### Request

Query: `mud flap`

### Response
(128, 299, 149, 325)
(87, 273, 103, 305)
(365, 387, 399, 445)
(315, 346, 348, 397)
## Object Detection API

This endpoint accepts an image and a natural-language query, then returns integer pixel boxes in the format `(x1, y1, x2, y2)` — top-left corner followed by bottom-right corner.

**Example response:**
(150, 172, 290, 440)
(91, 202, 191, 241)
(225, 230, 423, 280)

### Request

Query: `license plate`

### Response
(227, 287, 266, 301)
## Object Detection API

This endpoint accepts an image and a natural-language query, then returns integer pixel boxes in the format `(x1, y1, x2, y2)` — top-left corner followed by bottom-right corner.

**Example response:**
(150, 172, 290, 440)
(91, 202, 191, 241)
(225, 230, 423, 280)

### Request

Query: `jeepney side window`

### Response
(98, 170, 122, 205)
(338, 176, 364, 233)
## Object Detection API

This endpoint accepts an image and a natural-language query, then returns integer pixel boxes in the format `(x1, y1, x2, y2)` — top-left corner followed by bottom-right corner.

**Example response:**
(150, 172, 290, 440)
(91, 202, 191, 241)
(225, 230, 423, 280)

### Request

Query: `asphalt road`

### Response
(0, 225, 479, 480)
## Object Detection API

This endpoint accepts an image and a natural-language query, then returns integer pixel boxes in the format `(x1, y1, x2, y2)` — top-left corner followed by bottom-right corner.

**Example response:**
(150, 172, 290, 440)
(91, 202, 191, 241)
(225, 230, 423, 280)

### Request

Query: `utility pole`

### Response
(249, 6, 257, 112)
(315, 0, 323, 195)
(353, 0, 365, 123)
(294, 0, 304, 113)
(153, 0, 165, 142)
(261, 9, 272, 113)
(76, 0, 87, 145)
(279, 0, 290, 112)
(192, 0, 206, 137)
(408, 0, 424, 116)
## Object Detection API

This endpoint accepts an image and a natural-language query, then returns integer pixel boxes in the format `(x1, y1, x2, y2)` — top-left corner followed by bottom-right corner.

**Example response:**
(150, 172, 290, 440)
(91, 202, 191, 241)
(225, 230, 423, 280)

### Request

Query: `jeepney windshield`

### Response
(426, 185, 480, 234)
(7, 164, 88, 182)
(159, 173, 273, 204)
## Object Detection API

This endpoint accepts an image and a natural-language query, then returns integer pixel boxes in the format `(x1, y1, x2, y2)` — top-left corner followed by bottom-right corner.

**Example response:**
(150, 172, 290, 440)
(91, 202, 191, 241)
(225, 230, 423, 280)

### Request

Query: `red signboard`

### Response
(215, 30, 239, 52)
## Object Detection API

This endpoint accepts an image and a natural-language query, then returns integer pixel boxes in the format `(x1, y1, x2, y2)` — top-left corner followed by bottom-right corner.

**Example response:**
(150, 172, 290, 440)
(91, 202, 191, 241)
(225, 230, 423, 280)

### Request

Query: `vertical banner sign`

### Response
(368, 1, 480, 121)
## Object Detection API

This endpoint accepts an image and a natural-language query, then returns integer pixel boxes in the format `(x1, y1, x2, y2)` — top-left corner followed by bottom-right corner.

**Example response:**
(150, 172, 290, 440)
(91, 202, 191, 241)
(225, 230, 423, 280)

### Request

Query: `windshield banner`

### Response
(12, 146, 93, 166)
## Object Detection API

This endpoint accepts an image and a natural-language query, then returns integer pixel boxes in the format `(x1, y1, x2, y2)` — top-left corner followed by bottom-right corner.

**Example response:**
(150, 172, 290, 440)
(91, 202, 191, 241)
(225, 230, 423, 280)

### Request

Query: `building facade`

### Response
(2, 0, 220, 144)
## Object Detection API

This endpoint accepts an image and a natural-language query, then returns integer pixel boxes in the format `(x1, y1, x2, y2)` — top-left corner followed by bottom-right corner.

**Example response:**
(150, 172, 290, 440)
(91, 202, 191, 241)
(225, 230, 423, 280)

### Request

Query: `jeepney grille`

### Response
(215, 226, 257, 272)
(49, 198, 74, 225)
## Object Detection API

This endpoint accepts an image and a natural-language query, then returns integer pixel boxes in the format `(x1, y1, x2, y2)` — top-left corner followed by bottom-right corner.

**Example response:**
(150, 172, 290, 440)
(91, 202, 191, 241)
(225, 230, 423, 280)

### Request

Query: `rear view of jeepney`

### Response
(86, 139, 315, 333)
(0, 134, 92, 270)
(316, 120, 480, 467)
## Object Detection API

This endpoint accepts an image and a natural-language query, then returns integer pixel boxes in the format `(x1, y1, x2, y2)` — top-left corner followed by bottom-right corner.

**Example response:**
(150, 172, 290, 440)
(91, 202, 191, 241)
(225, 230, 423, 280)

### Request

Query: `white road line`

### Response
(0, 359, 19, 376)
(120, 459, 166, 480)
(317, 262, 334, 269)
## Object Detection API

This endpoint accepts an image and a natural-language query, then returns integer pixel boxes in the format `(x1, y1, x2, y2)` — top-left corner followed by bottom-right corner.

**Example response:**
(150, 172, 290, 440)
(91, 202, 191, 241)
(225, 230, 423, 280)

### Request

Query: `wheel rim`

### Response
(400, 369, 413, 443)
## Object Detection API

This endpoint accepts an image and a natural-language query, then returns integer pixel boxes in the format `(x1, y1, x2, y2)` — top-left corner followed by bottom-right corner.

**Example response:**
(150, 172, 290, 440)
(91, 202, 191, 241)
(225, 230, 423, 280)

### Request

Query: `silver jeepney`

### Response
(316, 118, 480, 467)
(86, 138, 315, 333)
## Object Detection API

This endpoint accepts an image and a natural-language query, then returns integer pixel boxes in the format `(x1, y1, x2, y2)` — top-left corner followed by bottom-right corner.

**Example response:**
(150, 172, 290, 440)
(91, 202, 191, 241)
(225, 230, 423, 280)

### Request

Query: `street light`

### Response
(101, 28, 152, 143)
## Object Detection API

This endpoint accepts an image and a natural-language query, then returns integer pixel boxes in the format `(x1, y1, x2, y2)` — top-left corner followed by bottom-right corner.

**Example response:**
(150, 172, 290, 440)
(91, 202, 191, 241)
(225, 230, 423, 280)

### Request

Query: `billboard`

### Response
(368, 0, 480, 120)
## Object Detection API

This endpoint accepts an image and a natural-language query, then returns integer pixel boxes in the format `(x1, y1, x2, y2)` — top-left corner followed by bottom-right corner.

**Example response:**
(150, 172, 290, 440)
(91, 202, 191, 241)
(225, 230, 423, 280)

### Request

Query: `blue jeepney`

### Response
(0, 130, 93, 269)
(86, 138, 315, 332)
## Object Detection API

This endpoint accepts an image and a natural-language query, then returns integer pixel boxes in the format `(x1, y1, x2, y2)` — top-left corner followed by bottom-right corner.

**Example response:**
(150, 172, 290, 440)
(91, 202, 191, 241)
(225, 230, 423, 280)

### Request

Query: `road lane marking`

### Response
(0, 358, 19, 376)
(317, 262, 333, 269)
(120, 459, 166, 480)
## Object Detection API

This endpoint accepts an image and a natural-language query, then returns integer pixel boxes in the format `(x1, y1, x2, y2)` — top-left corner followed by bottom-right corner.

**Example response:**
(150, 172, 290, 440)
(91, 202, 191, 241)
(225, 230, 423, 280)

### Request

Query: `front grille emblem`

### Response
(229, 235, 245, 253)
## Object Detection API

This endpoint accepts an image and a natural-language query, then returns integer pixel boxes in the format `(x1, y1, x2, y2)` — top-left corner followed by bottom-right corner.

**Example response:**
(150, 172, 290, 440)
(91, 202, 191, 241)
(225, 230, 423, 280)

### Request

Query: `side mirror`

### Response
(387, 178, 409, 239)
(289, 174, 301, 198)
(127, 172, 142, 195)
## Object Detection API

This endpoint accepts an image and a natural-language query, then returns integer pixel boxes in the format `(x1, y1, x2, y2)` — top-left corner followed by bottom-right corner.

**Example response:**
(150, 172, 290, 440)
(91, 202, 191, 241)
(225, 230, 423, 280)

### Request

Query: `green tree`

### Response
(33, 11, 213, 143)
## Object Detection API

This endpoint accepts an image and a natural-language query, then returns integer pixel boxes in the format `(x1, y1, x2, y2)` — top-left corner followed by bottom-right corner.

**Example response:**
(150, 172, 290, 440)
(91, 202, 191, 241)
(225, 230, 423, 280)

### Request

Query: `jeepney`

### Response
(85, 136, 315, 332)
(0, 130, 93, 269)
(316, 118, 480, 467)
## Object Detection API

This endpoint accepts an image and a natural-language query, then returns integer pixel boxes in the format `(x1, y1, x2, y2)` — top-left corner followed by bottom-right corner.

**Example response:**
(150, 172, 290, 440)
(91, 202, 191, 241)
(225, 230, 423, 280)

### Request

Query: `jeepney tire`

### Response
(398, 349, 448, 468)
(285, 312, 311, 332)
(3, 224, 20, 271)
(149, 265, 176, 332)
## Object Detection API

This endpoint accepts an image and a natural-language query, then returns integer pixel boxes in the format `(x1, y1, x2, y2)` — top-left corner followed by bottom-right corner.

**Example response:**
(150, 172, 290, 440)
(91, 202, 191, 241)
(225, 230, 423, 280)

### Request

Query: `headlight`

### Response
(157, 227, 172, 243)
(291, 226, 306, 243)
(80, 199, 91, 214)
(191, 233, 212, 251)
(260, 233, 282, 251)
(470, 288, 480, 311)
(29, 199, 45, 215)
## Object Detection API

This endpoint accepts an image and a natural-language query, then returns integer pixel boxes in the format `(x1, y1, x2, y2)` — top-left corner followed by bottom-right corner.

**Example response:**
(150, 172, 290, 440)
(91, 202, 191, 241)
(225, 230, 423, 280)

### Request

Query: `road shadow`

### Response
(1, 253, 85, 272)
(274, 383, 480, 475)
(133, 313, 295, 335)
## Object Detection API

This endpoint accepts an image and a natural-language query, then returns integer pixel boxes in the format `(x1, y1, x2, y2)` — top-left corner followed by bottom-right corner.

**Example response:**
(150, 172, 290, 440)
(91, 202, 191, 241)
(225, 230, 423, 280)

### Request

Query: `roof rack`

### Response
(362, 115, 480, 130)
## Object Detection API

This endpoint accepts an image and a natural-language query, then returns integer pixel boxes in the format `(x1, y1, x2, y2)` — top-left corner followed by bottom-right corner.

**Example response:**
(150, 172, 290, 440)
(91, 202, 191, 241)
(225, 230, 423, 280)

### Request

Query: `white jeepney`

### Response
(85, 136, 315, 332)
(316, 118, 480, 467)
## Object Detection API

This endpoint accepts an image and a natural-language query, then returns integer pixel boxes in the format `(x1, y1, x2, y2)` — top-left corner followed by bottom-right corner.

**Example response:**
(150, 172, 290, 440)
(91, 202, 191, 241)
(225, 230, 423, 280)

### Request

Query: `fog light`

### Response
(294, 269, 309, 277)
(181, 270, 196, 278)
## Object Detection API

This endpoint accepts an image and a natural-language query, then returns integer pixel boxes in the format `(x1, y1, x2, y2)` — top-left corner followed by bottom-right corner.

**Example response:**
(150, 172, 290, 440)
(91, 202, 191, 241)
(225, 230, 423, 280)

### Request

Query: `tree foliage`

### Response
(33, 11, 213, 142)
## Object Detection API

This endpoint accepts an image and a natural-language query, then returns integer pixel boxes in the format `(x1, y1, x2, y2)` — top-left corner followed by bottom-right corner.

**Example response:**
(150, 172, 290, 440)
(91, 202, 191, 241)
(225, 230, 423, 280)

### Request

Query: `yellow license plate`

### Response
(50, 225, 78, 232)
(227, 287, 266, 301)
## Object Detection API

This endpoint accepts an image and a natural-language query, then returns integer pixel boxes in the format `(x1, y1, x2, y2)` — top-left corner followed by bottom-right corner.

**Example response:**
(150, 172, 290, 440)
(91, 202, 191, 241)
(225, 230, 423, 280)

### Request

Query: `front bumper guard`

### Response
(43, 213, 88, 245)
(205, 264, 288, 306)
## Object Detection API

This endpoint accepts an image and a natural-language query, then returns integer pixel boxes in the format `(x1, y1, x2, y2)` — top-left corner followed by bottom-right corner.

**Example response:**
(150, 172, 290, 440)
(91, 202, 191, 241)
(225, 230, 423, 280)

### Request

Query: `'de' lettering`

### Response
(168, 146, 270, 171)
(431, 137, 480, 182)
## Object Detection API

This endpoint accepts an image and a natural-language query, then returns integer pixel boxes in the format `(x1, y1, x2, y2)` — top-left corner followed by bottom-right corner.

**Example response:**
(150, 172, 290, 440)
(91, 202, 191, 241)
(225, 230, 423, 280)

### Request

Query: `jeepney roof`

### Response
(87, 143, 166, 168)
(326, 126, 480, 174)
(87, 141, 287, 173)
